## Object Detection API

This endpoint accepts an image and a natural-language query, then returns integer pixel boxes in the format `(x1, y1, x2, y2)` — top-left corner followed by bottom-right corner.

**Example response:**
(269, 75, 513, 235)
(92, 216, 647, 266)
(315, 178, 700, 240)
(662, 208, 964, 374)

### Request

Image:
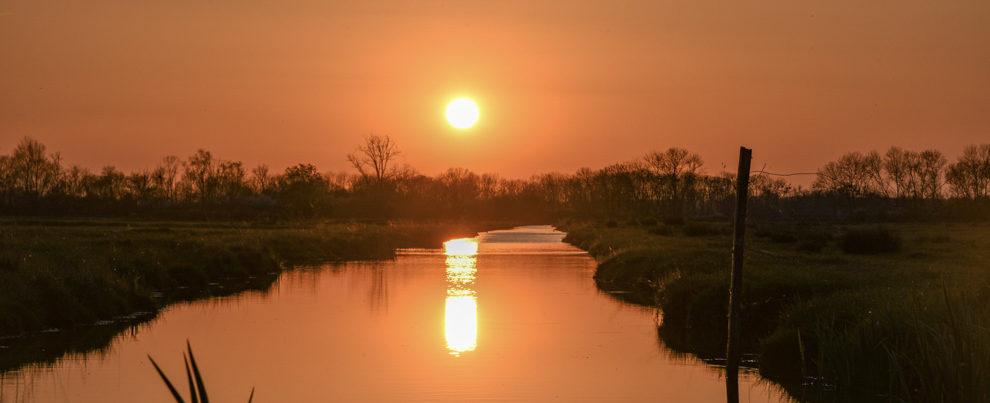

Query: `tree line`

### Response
(1, 136, 988, 221)
(812, 145, 990, 199)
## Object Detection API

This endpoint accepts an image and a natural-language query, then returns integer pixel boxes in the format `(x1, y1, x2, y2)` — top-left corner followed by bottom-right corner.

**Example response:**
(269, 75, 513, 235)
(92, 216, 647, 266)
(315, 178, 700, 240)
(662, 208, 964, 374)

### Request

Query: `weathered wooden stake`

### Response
(726, 146, 752, 403)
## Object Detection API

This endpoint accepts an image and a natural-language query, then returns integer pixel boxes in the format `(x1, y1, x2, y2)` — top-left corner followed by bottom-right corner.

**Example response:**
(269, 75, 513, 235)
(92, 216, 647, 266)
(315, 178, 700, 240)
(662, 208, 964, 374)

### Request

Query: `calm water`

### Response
(1, 225, 787, 402)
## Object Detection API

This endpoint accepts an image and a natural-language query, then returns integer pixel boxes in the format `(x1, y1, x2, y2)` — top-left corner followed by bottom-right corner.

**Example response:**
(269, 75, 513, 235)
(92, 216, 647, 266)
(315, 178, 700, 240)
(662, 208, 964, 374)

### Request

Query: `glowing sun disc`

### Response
(446, 98, 479, 129)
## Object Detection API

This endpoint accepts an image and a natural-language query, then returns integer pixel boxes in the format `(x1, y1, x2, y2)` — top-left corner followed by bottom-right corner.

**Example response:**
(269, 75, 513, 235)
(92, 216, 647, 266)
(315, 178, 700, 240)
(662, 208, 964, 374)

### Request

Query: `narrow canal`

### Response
(0, 225, 786, 402)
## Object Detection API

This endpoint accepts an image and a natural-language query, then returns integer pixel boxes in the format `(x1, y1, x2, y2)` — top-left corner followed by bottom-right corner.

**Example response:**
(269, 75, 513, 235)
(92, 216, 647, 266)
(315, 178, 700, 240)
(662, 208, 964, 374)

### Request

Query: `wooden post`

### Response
(726, 146, 752, 403)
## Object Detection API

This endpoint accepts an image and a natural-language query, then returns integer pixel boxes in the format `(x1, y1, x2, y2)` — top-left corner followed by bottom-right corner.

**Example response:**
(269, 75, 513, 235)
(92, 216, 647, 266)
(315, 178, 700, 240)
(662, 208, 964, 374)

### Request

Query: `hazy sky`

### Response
(2, 1, 989, 183)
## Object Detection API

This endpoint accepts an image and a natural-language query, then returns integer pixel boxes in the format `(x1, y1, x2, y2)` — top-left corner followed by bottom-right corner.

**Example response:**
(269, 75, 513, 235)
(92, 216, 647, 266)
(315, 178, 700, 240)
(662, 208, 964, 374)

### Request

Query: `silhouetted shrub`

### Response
(932, 235, 951, 243)
(648, 225, 673, 236)
(683, 222, 725, 237)
(796, 233, 828, 253)
(796, 239, 825, 253)
(917, 234, 952, 244)
(754, 224, 799, 243)
(640, 218, 658, 227)
(605, 220, 618, 228)
(0, 255, 17, 272)
(839, 227, 901, 254)
(770, 232, 798, 243)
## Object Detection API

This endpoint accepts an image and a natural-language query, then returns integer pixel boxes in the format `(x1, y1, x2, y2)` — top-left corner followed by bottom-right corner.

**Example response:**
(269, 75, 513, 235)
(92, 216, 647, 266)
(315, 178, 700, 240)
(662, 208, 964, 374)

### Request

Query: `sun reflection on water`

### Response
(444, 238, 478, 356)
(444, 238, 479, 256)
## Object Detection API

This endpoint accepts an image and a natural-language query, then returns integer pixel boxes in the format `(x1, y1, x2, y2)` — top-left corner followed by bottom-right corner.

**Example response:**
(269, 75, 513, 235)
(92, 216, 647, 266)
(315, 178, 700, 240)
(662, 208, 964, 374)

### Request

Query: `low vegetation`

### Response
(560, 219, 990, 401)
(0, 218, 495, 337)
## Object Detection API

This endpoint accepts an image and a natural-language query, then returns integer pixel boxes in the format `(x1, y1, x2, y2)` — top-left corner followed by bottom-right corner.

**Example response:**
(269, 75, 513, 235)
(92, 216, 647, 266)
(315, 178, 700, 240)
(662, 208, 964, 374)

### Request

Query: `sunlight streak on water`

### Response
(445, 295, 477, 356)
(444, 246, 478, 356)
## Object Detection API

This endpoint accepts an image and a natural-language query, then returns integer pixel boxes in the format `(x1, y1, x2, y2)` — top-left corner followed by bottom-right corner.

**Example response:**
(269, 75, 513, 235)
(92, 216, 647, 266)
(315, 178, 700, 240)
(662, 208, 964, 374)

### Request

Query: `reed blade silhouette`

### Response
(149, 341, 254, 402)
(186, 341, 210, 403)
(148, 355, 186, 403)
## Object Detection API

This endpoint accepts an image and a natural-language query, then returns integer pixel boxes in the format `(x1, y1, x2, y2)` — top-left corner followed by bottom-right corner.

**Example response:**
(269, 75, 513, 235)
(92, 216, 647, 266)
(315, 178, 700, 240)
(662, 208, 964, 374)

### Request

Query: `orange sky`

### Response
(2, 1, 989, 184)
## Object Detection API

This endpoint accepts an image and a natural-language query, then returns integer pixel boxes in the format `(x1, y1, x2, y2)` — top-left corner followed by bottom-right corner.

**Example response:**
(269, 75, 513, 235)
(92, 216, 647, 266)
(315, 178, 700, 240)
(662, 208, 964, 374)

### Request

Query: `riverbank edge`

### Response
(0, 219, 511, 339)
(555, 219, 990, 402)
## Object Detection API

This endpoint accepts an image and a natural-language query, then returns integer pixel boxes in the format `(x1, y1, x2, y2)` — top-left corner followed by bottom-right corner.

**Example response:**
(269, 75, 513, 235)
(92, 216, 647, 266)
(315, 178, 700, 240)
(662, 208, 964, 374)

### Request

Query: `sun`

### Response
(446, 98, 479, 129)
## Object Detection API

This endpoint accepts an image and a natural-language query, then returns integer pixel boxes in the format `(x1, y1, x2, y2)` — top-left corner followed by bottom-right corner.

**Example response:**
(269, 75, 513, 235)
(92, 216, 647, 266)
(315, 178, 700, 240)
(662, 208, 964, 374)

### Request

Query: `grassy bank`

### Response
(560, 219, 990, 401)
(0, 218, 499, 338)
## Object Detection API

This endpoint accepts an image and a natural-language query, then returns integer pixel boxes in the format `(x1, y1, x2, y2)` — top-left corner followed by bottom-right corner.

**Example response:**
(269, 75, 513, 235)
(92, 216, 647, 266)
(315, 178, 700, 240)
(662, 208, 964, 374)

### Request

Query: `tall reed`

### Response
(148, 341, 256, 403)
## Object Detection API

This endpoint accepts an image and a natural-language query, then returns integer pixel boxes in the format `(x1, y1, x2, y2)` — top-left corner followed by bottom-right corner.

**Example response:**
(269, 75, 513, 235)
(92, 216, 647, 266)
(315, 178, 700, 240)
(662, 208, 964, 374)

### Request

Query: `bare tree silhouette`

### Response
(1, 136, 988, 220)
(946, 144, 990, 198)
(1, 137, 62, 196)
(348, 134, 401, 185)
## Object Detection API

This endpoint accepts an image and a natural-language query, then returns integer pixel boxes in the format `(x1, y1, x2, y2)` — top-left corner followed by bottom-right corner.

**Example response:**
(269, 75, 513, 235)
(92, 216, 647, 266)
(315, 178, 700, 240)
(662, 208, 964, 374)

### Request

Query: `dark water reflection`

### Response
(0, 225, 787, 402)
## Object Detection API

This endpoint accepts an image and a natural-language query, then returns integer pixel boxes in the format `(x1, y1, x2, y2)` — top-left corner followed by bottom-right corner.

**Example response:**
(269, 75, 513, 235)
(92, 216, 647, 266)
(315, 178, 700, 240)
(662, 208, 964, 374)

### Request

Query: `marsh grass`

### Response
(0, 218, 499, 337)
(561, 220, 990, 401)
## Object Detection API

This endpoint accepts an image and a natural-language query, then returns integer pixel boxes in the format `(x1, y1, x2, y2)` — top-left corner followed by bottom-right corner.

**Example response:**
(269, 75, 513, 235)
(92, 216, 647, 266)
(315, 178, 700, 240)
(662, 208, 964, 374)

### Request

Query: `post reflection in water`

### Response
(443, 238, 479, 356)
